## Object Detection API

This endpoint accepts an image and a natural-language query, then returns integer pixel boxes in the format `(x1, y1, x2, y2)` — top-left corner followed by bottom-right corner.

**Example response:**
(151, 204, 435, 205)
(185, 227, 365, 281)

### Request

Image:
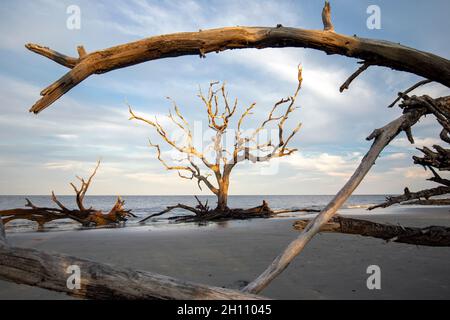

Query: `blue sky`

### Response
(0, 0, 449, 195)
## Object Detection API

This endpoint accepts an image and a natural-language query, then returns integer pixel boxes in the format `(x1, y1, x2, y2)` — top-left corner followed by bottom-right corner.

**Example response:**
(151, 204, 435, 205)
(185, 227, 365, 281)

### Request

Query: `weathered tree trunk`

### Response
(293, 216, 450, 247)
(0, 218, 264, 300)
(216, 175, 230, 211)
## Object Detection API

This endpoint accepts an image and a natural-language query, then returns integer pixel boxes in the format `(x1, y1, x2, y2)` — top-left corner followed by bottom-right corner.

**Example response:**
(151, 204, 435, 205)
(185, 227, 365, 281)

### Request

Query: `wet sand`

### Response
(1, 206, 449, 299)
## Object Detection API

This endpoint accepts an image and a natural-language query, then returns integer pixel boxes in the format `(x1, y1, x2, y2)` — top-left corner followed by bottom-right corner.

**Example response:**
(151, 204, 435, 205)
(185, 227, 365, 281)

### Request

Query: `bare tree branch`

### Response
(339, 62, 371, 92)
(242, 96, 432, 294)
(388, 80, 432, 108)
(322, 0, 334, 31)
(368, 186, 450, 210)
(26, 2, 450, 113)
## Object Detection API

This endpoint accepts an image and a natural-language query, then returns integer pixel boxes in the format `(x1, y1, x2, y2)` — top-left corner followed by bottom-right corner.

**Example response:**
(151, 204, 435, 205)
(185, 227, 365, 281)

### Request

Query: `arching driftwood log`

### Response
(26, 1, 450, 113)
(0, 219, 263, 300)
(293, 216, 450, 247)
(0, 161, 134, 228)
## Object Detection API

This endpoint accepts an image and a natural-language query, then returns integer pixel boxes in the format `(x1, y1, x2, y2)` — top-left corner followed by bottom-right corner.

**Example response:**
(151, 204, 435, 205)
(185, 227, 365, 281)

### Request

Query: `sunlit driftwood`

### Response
(26, 2, 450, 114)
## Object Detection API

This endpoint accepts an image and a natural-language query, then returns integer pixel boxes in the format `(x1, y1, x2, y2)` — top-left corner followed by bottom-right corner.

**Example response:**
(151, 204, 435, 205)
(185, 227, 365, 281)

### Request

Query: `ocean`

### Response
(1, 194, 389, 232)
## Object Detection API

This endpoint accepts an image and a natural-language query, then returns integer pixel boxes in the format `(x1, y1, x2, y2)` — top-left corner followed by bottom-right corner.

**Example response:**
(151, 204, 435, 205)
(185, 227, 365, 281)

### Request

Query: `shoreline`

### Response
(1, 206, 449, 299)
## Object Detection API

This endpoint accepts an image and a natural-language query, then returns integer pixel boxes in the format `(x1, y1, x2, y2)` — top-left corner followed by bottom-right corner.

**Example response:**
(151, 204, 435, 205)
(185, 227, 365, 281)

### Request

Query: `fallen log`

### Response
(139, 199, 319, 223)
(401, 199, 450, 206)
(26, 2, 450, 113)
(0, 220, 263, 300)
(368, 186, 450, 210)
(0, 161, 134, 228)
(293, 216, 450, 247)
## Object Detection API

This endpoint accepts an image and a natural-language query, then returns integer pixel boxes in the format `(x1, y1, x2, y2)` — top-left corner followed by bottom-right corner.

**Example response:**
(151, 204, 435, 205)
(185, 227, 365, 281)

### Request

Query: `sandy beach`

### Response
(1, 205, 449, 299)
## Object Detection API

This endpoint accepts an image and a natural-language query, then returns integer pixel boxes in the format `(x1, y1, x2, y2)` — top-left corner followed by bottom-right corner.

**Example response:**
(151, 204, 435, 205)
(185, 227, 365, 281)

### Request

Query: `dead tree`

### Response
(0, 161, 134, 228)
(131, 67, 308, 221)
(294, 216, 450, 247)
(369, 90, 450, 210)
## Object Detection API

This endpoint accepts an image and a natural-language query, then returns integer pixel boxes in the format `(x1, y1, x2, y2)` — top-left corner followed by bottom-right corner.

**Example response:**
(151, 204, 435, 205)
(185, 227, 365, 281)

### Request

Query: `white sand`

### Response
(1, 205, 449, 299)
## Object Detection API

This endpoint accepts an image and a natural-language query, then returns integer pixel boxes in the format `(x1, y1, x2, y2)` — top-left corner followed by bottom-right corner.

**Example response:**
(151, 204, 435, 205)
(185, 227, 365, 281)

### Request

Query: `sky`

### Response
(0, 0, 449, 196)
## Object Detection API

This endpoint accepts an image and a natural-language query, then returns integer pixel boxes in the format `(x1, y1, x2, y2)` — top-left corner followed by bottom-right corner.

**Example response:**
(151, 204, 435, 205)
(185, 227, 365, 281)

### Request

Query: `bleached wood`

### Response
(27, 3, 450, 113)
(242, 101, 431, 294)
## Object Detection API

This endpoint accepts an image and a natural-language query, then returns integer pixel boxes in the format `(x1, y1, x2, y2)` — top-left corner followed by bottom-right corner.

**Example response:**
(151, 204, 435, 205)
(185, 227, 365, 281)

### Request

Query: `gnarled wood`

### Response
(370, 93, 450, 210)
(140, 199, 319, 223)
(293, 216, 450, 247)
(368, 186, 450, 210)
(27, 2, 450, 113)
(131, 69, 302, 212)
(0, 161, 134, 228)
(242, 95, 435, 294)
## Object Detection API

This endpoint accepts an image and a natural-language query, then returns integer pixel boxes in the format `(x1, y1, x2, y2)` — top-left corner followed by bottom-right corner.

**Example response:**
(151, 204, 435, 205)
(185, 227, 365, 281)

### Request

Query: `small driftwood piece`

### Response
(368, 186, 450, 210)
(293, 216, 450, 247)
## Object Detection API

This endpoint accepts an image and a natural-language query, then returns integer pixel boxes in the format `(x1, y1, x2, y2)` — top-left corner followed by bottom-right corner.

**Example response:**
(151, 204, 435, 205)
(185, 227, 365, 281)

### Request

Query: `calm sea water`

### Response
(0, 195, 388, 231)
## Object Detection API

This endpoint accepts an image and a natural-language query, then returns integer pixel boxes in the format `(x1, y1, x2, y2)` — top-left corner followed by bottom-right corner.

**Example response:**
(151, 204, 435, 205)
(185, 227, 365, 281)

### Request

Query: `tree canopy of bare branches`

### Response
(130, 66, 303, 218)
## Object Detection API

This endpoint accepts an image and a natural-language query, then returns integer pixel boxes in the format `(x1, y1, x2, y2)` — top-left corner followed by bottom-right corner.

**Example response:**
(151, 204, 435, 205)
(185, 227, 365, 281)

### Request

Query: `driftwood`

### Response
(26, 2, 450, 113)
(368, 186, 450, 210)
(0, 161, 134, 228)
(139, 199, 319, 223)
(242, 94, 446, 294)
(369, 93, 450, 210)
(0, 219, 6, 246)
(0, 219, 263, 300)
(293, 216, 450, 247)
(402, 199, 450, 206)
